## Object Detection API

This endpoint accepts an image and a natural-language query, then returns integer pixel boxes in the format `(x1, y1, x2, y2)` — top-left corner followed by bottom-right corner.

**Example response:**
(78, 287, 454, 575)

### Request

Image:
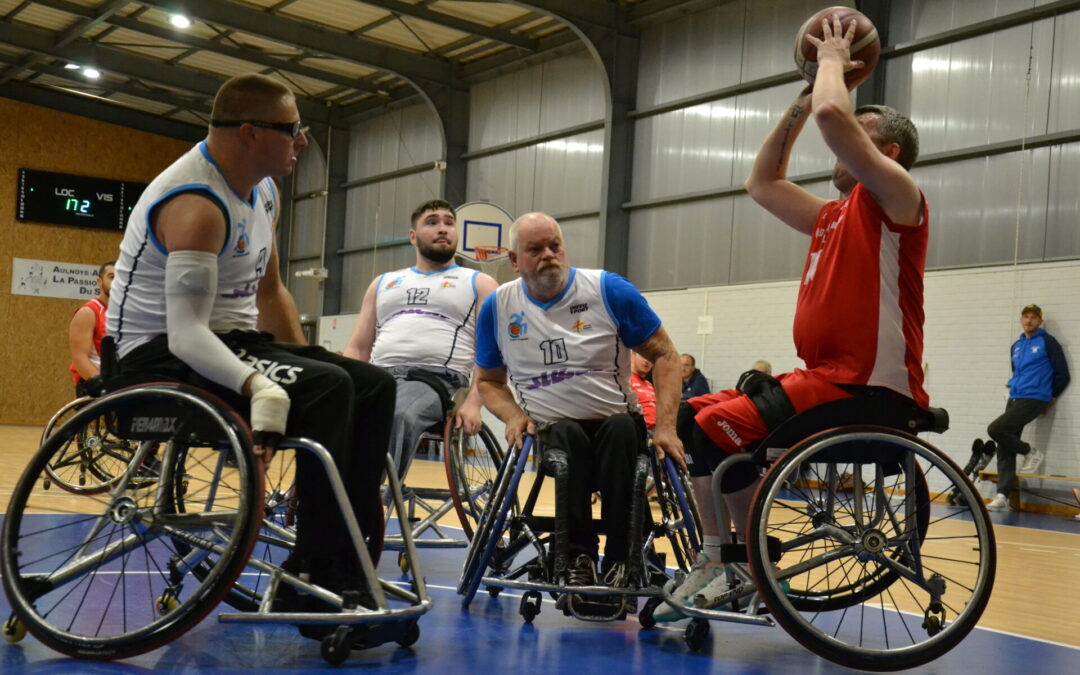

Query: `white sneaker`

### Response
(987, 493, 1009, 511)
(1019, 447, 1043, 475)
(653, 555, 725, 622)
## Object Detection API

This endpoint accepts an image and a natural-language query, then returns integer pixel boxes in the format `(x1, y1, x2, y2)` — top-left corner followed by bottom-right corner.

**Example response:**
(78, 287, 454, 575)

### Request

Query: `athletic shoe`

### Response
(653, 554, 725, 622)
(1019, 447, 1043, 475)
(1072, 488, 1080, 520)
(987, 493, 1009, 511)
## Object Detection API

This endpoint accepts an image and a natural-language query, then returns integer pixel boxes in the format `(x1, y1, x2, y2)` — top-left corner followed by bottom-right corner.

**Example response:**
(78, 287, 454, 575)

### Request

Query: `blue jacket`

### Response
(1008, 329, 1070, 402)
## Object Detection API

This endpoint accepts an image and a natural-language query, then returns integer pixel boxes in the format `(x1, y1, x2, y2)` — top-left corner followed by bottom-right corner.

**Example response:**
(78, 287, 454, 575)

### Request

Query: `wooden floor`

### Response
(2, 422, 1079, 648)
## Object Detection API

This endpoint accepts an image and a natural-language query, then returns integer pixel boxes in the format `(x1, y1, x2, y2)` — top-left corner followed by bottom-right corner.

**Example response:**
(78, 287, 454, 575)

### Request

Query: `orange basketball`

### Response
(794, 6, 880, 88)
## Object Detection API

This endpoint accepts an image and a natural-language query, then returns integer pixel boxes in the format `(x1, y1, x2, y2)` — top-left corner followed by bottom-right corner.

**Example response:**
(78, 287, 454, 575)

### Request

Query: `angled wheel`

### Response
(444, 422, 508, 539)
(1, 384, 263, 660)
(649, 456, 702, 573)
(747, 427, 996, 672)
(40, 396, 152, 495)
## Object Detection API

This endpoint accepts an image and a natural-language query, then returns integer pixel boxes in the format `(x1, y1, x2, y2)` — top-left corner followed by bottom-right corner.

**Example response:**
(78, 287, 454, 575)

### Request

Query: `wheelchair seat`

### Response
(752, 386, 948, 462)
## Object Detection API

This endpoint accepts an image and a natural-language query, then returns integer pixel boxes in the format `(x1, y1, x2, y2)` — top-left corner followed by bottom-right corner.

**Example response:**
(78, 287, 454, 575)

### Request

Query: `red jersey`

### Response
(793, 184, 929, 407)
(630, 373, 656, 429)
(69, 298, 108, 384)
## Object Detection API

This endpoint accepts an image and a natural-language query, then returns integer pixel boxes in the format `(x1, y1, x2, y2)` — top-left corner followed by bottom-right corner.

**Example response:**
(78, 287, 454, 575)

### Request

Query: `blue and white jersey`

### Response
(475, 268, 661, 423)
(106, 142, 277, 358)
(371, 265, 481, 379)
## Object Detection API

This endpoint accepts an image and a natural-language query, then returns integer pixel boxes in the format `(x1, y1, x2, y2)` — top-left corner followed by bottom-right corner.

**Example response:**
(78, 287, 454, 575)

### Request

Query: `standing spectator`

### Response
(680, 354, 710, 400)
(68, 261, 115, 395)
(986, 304, 1070, 511)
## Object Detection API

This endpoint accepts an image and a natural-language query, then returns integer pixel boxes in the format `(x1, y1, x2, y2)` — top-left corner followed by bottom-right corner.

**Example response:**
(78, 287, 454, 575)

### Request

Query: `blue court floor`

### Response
(3, 462, 1079, 674)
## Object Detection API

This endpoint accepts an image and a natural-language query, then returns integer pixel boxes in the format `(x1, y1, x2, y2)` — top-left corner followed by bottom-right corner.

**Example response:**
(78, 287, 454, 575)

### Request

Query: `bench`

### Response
(977, 470, 1080, 516)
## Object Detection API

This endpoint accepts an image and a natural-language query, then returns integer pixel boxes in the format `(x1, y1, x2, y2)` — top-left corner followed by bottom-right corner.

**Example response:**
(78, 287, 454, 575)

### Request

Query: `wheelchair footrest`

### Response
(719, 536, 782, 564)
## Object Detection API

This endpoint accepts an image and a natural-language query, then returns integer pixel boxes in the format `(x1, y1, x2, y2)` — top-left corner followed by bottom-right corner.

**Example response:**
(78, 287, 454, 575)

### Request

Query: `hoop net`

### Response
(474, 245, 509, 261)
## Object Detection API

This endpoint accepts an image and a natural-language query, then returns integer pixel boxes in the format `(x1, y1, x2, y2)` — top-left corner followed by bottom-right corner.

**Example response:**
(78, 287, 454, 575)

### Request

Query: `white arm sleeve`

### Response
(165, 250, 256, 394)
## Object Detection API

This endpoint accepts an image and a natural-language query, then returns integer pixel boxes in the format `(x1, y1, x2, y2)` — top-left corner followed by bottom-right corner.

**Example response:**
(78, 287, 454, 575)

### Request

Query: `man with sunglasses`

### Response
(106, 73, 395, 635)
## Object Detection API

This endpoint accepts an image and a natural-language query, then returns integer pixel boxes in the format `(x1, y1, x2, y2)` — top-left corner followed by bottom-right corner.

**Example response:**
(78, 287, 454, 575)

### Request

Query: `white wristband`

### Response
(249, 372, 290, 435)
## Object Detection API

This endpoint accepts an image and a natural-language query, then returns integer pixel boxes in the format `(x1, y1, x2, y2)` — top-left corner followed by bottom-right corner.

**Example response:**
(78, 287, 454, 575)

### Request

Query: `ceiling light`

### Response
(64, 63, 80, 70)
(83, 68, 101, 79)
(170, 14, 191, 28)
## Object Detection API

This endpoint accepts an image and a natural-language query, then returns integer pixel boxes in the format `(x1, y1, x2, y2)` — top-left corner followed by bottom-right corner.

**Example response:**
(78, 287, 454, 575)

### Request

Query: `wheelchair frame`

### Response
(647, 396, 997, 672)
(458, 434, 703, 624)
(2, 383, 432, 666)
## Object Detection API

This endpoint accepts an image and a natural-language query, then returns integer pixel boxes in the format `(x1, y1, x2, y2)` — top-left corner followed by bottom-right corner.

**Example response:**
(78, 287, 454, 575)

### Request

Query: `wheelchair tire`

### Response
(747, 426, 996, 672)
(649, 457, 702, 573)
(40, 396, 150, 495)
(444, 421, 507, 539)
(1, 385, 263, 660)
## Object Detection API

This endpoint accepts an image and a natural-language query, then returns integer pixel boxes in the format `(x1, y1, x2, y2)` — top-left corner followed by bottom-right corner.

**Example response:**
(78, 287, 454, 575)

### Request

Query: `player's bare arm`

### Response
(476, 364, 535, 449)
(68, 307, 99, 380)
(633, 326, 686, 470)
(744, 87, 828, 236)
(809, 16, 921, 226)
(454, 273, 499, 435)
(343, 277, 380, 361)
(255, 183, 305, 344)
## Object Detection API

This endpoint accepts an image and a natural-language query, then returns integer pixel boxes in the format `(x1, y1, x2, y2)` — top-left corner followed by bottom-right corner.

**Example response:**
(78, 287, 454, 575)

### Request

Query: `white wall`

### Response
(644, 260, 1080, 479)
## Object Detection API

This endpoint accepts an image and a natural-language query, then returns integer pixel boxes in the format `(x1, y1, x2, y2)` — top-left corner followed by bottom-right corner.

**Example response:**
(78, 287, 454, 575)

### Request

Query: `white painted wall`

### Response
(644, 260, 1080, 480)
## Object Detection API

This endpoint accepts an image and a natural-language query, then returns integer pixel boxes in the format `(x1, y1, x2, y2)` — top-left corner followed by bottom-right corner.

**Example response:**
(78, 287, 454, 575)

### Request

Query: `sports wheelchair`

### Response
(381, 384, 506, 572)
(652, 388, 996, 672)
(458, 427, 702, 624)
(2, 342, 431, 666)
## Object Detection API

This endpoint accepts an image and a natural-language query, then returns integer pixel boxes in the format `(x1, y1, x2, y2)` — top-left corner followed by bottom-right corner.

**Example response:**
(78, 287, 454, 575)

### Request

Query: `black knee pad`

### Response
(719, 459, 759, 493)
(736, 370, 795, 432)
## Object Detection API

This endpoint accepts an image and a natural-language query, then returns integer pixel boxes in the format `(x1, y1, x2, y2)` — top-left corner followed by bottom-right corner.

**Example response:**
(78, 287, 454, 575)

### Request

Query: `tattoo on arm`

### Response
(775, 104, 807, 172)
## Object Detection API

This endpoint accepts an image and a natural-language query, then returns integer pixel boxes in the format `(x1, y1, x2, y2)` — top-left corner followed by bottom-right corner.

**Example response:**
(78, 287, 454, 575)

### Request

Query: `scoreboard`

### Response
(16, 168, 147, 231)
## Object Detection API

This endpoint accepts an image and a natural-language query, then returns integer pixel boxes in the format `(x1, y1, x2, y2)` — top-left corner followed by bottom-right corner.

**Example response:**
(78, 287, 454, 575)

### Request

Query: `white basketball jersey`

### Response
(371, 265, 480, 378)
(107, 142, 277, 358)
(493, 268, 638, 423)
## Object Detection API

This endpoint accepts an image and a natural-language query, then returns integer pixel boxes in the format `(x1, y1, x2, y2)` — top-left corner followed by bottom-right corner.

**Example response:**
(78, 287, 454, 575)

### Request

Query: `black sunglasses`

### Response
(210, 119, 308, 139)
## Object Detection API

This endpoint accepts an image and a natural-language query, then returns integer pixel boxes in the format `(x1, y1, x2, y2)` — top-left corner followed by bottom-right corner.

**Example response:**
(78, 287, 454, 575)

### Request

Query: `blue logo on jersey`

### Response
(385, 276, 405, 289)
(233, 218, 250, 257)
(508, 312, 528, 339)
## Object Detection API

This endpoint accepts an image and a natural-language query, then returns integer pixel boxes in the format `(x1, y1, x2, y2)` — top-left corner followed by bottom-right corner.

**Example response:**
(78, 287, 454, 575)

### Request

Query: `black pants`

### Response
(119, 332, 395, 574)
(987, 397, 1044, 492)
(539, 414, 646, 567)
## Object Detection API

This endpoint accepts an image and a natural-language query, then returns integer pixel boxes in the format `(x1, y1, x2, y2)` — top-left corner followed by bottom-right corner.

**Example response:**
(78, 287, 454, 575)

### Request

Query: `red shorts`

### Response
(689, 368, 853, 454)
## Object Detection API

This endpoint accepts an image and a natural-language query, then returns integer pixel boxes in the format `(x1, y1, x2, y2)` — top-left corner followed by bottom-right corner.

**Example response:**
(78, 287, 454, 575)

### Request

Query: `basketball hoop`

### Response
(474, 245, 509, 261)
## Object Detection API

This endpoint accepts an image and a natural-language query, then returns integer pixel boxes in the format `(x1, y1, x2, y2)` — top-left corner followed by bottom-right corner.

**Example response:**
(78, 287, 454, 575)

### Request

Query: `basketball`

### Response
(794, 6, 880, 88)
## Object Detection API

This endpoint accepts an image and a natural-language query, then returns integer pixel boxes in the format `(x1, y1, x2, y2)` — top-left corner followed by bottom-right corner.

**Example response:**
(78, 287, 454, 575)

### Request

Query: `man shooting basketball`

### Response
(658, 15, 930, 618)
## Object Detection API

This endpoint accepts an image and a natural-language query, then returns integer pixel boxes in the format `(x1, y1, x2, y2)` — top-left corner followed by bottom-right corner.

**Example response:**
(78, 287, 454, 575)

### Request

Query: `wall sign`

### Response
(11, 258, 102, 300)
(16, 168, 147, 231)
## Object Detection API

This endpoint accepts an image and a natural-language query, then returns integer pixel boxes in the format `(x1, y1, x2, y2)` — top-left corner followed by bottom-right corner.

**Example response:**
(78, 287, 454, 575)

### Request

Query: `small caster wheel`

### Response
(396, 621, 420, 647)
(398, 551, 409, 573)
(683, 618, 710, 652)
(923, 614, 941, 636)
(3, 615, 27, 643)
(638, 597, 662, 630)
(42, 478, 52, 490)
(156, 595, 178, 615)
(486, 585, 501, 598)
(520, 591, 542, 623)
(320, 626, 351, 666)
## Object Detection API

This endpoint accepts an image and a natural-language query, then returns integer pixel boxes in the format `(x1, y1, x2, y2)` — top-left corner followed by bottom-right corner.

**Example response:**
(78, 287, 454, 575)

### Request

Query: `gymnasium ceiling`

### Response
(0, 0, 717, 140)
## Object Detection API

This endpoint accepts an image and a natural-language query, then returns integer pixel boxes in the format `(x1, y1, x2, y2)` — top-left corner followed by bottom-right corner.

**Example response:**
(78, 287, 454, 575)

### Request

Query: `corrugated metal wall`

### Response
(289, 134, 327, 320)
(341, 104, 443, 312)
(465, 51, 606, 268)
(629, 0, 1080, 289)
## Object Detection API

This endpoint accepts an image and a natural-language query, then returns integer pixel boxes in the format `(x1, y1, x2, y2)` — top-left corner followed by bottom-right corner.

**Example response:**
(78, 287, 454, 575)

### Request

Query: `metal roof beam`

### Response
(0, 78, 205, 142)
(360, 0, 536, 51)
(459, 28, 579, 80)
(0, 19, 330, 123)
(33, 0, 392, 98)
(136, 0, 452, 88)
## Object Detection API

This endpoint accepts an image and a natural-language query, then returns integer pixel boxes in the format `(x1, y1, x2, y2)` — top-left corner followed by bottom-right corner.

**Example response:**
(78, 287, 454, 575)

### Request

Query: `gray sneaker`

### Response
(1019, 447, 1043, 475)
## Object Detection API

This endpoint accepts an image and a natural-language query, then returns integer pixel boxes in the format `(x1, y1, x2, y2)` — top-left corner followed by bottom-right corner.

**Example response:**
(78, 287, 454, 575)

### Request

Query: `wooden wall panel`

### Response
(0, 98, 191, 423)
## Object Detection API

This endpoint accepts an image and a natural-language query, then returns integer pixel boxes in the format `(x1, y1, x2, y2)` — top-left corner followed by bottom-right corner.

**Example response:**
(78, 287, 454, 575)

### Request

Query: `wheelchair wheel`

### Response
(176, 447, 298, 612)
(747, 426, 996, 672)
(40, 396, 150, 495)
(1, 384, 263, 659)
(444, 421, 507, 539)
(649, 457, 702, 573)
